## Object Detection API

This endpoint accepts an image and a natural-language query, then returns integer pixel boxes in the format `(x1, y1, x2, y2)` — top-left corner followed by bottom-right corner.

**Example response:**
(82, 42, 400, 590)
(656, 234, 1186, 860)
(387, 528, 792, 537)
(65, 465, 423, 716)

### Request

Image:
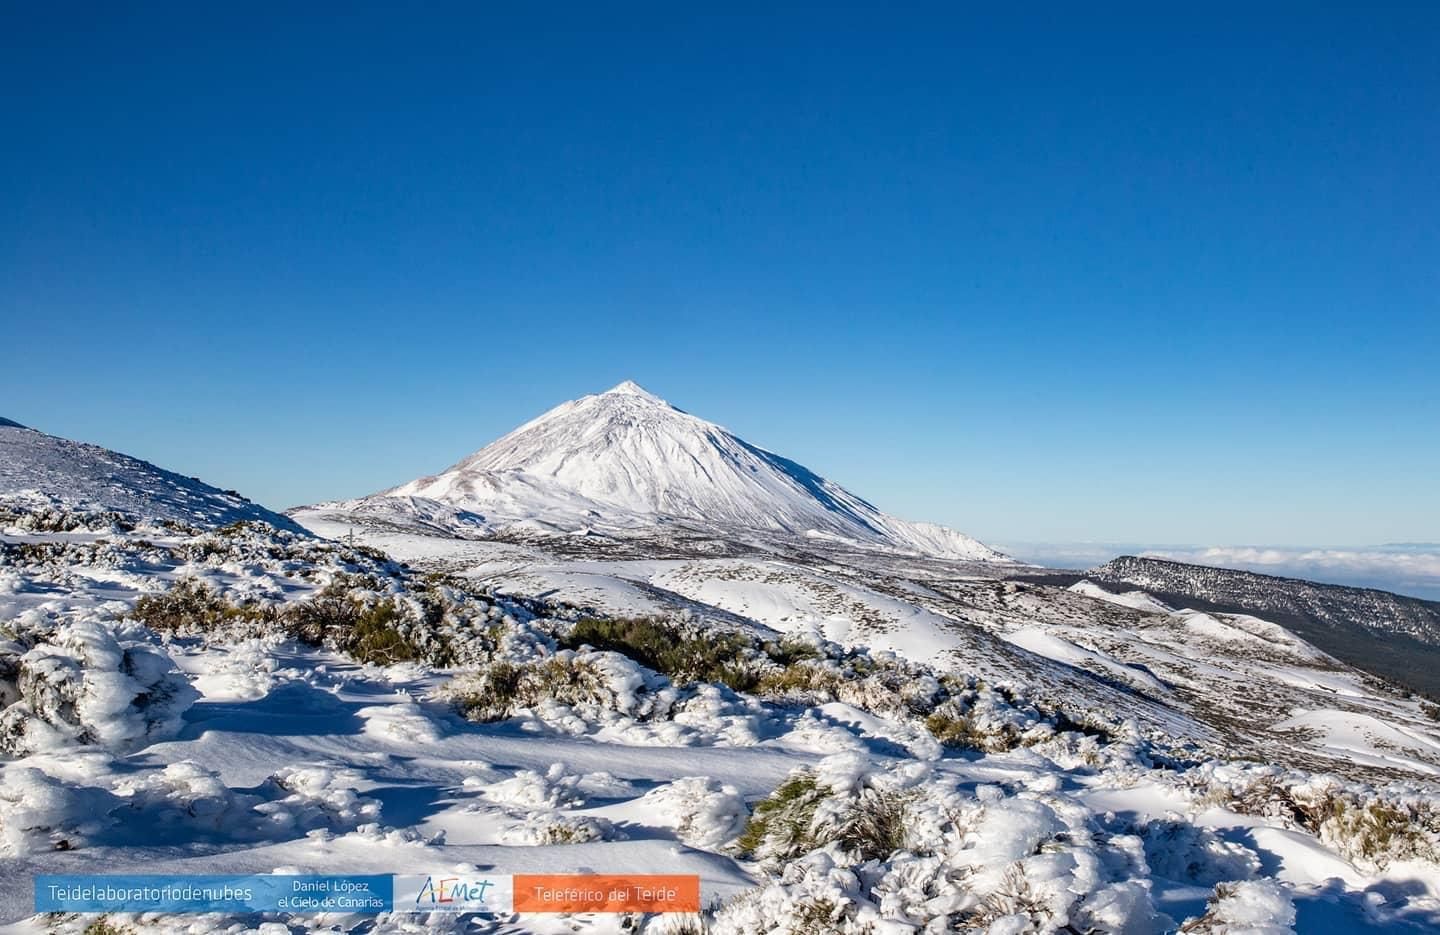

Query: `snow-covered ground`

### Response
(4, 511, 1439, 933)
(5, 405, 1440, 933)
(0, 422, 302, 533)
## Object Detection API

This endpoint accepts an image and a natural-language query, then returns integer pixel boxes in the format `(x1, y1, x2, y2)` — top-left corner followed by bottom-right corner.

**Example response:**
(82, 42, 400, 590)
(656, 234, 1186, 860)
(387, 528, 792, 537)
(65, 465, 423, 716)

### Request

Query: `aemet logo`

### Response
(416, 876, 492, 905)
(395, 874, 512, 913)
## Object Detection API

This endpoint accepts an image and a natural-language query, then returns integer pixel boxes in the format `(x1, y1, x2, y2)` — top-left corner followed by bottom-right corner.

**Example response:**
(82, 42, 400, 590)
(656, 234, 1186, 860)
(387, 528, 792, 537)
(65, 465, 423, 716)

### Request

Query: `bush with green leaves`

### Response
(129, 576, 454, 667)
(131, 578, 276, 635)
(735, 767, 916, 869)
(561, 616, 763, 691)
(443, 651, 644, 722)
(549, 616, 1127, 761)
(736, 772, 829, 862)
(1186, 764, 1440, 869)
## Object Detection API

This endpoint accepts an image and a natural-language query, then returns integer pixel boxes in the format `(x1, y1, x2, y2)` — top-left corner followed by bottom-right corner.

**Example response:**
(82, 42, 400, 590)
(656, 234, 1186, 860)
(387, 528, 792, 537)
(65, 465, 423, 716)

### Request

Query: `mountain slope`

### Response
(0, 420, 304, 532)
(297, 381, 1007, 562)
(1086, 555, 1440, 697)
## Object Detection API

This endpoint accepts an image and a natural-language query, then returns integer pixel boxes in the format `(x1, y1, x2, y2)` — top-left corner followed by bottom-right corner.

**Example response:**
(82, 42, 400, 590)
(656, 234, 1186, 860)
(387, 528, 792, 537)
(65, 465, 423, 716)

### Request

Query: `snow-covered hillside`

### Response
(295, 382, 1007, 562)
(4, 419, 1440, 932)
(0, 420, 303, 533)
(1087, 555, 1440, 698)
(5, 499, 1440, 933)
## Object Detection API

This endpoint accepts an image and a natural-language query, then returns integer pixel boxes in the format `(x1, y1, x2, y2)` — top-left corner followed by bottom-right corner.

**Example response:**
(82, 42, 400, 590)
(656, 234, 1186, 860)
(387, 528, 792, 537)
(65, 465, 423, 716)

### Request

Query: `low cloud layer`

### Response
(1001, 542, 1440, 601)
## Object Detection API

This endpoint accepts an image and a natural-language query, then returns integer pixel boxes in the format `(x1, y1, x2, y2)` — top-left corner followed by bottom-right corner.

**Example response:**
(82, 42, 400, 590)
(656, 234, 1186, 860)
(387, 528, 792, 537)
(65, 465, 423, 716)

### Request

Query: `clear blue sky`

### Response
(3, 3, 1437, 547)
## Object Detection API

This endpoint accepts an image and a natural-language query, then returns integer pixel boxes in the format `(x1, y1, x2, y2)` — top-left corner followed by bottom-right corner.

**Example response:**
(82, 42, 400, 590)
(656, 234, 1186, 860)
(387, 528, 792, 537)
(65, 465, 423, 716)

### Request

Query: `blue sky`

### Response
(3, 4, 1437, 550)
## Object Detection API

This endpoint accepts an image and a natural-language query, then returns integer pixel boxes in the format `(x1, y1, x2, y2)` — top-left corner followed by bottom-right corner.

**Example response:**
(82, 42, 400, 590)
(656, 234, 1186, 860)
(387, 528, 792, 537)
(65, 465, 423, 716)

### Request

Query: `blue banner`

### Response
(35, 875, 393, 914)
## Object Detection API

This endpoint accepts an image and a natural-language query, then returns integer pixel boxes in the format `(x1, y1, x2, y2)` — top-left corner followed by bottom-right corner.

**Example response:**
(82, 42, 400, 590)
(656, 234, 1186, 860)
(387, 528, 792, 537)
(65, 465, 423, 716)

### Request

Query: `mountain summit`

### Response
(301, 382, 1008, 562)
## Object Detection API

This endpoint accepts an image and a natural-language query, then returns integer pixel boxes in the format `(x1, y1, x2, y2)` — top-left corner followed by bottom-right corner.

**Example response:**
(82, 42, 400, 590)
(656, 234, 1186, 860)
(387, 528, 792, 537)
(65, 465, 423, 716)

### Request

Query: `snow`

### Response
(1003, 626, 1171, 696)
(0, 423, 303, 533)
(1069, 579, 1174, 615)
(1, 510, 1438, 932)
(1273, 709, 1440, 776)
(295, 381, 1008, 562)
(5, 406, 1440, 933)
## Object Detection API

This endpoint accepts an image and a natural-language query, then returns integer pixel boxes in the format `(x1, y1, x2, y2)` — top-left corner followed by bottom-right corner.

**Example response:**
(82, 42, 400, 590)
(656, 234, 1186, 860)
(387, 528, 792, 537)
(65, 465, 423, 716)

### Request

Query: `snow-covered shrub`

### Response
(1311, 795, 1436, 867)
(562, 616, 765, 691)
(131, 577, 276, 635)
(712, 856, 877, 935)
(113, 761, 260, 836)
(282, 573, 514, 668)
(358, 699, 443, 743)
(1179, 880, 1295, 934)
(922, 687, 1062, 754)
(1188, 763, 1440, 869)
(1137, 818, 1261, 884)
(132, 572, 478, 668)
(736, 770, 830, 863)
(443, 649, 668, 722)
(752, 661, 845, 702)
(501, 812, 616, 845)
(0, 766, 118, 854)
(545, 614, 1132, 764)
(0, 495, 135, 533)
(737, 762, 919, 867)
(254, 765, 382, 835)
(640, 776, 748, 849)
(0, 622, 197, 755)
(485, 764, 588, 809)
(726, 755, 1186, 933)
(112, 762, 384, 845)
(830, 785, 914, 862)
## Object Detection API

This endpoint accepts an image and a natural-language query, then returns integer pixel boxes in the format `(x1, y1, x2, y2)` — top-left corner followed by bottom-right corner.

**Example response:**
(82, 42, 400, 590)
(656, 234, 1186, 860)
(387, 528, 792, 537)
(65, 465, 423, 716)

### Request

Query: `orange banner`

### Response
(511, 874, 700, 913)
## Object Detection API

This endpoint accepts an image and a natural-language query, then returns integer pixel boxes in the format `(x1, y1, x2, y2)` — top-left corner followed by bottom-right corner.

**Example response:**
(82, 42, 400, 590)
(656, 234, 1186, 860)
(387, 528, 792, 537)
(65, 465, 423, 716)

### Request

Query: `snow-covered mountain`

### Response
(0, 418, 304, 532)
(297, 381, 1007, 562)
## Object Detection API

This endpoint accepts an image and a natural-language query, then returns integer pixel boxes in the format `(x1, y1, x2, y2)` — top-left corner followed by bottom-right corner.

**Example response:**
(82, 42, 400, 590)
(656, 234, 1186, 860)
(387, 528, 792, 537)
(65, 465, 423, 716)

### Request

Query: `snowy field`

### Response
(1, 506, 1437, 934)
(5, 402, 1440, 934)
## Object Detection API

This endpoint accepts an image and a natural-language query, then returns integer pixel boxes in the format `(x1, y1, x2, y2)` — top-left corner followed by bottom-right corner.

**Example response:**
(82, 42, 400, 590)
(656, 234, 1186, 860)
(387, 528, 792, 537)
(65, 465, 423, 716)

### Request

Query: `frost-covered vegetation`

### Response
(3, 501, 1440, 933)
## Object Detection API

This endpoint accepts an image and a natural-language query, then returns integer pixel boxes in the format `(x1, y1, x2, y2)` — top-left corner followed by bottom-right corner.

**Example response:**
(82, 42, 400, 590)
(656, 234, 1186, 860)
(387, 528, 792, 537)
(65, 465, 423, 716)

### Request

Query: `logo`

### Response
(397, 874, 512, 913)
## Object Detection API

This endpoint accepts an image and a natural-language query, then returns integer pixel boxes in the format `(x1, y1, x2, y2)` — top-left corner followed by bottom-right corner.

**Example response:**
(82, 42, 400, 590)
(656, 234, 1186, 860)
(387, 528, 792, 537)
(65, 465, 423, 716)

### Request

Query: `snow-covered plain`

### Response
(5, 513, 1440, 934)
(5, 402, 1440, 933)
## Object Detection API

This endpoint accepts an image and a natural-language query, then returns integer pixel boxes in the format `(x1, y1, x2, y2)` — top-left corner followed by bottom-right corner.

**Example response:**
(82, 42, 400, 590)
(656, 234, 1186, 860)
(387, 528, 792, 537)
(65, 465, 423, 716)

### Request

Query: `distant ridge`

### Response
(1088, 554, 1440, 696)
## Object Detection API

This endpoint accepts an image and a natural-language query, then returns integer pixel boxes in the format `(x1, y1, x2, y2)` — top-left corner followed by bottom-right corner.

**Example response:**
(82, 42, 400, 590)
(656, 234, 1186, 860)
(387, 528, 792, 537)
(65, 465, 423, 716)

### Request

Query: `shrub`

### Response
(924, 704, 1021, 753)
(754, 662, 843, 702)
(281, 586, 360, 645)
(833, 787, 913, 862)
(762, 637, 824, 667)
(1314, 798, 1434, 867)
(736, 772, 830, 862)
(968, 865, 1051, 929)
(445, 655, 614, 722)
(1196, 770, 1438, 869)
(131, 579, 275, 634)
(133, 578, 443, 667)
(562, 617, 760, 691)
(1179, 880, 1295, 933)
(83, 920, 134, 935)
(349, 599, 418, 665)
